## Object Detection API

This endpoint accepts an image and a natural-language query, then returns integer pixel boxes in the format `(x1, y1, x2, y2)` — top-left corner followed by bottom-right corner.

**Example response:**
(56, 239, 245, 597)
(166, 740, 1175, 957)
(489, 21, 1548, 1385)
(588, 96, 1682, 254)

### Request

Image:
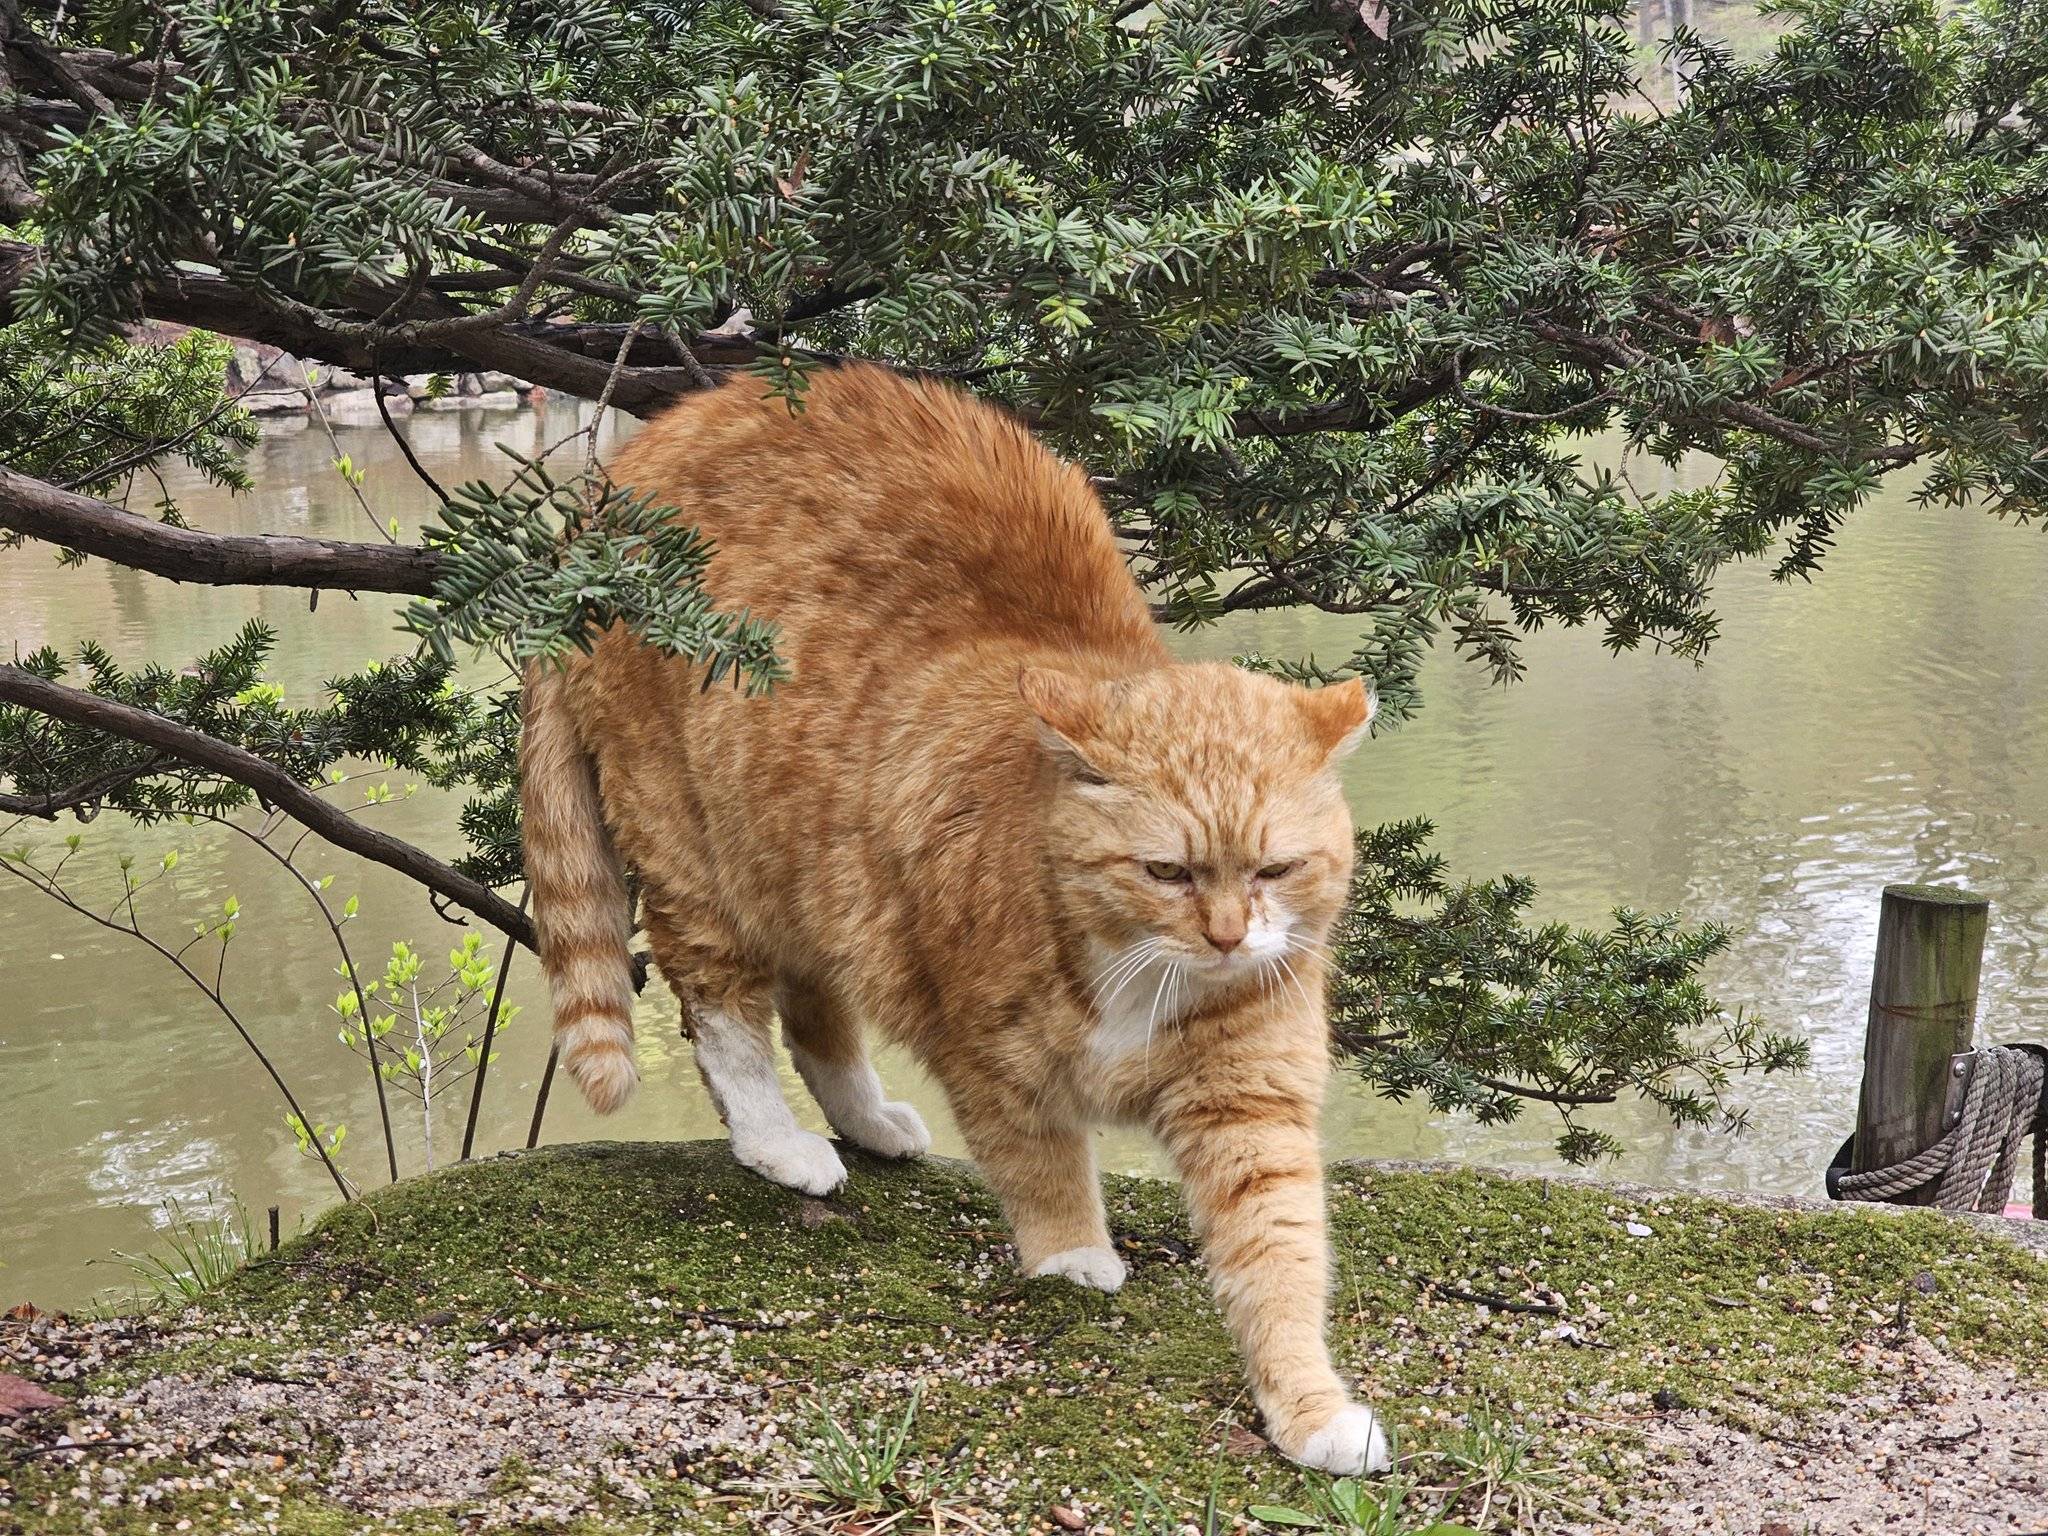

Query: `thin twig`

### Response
(1428, 1282, 1564, 1316)
(0, 853, 353, 1201)
(584, 321, 641, 480)
(370, 350, 451, 506)
(0, 664, 535, 948)
(526, 1042, 559, 1150)
(197, 811, 400, 1185)
(298, 359, 398, 544)
(460, 884, 528, 1162)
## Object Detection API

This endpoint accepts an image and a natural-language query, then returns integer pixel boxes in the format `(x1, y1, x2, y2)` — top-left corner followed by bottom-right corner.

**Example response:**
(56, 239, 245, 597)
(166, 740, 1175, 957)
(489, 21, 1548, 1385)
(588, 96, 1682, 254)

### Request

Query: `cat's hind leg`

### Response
(777, 978, 931, 1160)
(645, 901, 847, 1196)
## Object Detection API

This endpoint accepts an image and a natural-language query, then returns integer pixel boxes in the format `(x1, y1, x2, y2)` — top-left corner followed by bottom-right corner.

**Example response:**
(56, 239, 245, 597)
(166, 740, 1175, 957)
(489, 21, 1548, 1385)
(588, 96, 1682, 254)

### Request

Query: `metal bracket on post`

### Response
(1942, 1051, 1976, 1132)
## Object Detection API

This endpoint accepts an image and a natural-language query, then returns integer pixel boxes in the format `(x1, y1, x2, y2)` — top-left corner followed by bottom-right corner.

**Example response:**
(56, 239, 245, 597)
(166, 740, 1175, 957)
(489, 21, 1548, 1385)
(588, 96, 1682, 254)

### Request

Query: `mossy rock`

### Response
(3, 1141, 2044, 1534)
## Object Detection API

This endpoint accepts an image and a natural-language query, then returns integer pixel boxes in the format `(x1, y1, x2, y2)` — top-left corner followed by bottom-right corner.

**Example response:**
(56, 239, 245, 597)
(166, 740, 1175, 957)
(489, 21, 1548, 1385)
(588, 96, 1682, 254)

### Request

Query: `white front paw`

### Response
(1030, 1245, 1127, 1293)
(843, 1100, 932, 1160)
(732, 1129, 848, 1196)
(1291, 1404, 1392, 1476)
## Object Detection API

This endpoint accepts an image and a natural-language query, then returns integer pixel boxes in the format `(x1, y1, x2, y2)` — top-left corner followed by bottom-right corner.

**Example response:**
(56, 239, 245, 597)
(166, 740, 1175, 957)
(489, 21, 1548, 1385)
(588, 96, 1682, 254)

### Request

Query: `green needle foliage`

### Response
(0, 319, 257, 509)
(408, 449, 785, 685)
(3, 0, 2038, 1166)
(0, 624, 486, 817)
(1331, 821, 1810, 1162)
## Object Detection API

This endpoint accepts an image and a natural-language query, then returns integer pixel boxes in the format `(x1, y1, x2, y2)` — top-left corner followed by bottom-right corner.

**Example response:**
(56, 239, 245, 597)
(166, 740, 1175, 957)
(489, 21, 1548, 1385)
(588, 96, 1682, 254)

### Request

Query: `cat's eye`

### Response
(1143, 860, 1192, 883)
(1256, 861, 1300, 880)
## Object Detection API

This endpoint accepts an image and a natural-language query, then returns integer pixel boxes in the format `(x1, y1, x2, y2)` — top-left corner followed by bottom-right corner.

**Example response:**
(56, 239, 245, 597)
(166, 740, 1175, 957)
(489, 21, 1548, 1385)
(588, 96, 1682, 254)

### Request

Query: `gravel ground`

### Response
(1568, 1335, 2048, 1535)
(7, 1310, 769, 1528)
(2, 1300, 1052, 1532)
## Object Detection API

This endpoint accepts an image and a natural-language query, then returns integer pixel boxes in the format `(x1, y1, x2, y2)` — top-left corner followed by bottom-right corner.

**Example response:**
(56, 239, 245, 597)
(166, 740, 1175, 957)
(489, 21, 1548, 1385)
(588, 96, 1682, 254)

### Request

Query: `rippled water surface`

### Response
(6, 402, 2047, 1308)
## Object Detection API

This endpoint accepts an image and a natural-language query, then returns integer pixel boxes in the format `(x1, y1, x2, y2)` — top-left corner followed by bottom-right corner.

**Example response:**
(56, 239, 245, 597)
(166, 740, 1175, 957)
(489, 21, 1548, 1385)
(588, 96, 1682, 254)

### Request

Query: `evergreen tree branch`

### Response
(0, 664, 536, 950)
(0, 241, 731, 416)
(0, 757, 169, 817)
(0, 466, 443, 592)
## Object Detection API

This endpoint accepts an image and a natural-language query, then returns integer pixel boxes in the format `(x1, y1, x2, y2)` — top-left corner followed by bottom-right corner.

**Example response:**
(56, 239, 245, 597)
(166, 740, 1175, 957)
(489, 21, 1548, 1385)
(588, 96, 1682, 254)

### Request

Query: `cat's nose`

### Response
(1205, 922, 1245, 953)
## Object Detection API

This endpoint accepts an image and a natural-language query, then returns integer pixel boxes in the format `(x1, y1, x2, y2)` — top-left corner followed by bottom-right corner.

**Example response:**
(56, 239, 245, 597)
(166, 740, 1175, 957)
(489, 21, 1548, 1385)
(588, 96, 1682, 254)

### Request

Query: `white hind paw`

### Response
(841, 1100, 931, 1160)
(1289, 1404, 1392, 1476)
(732, 1129, 847, 1196)
(1030, 1245, 1127, 1293)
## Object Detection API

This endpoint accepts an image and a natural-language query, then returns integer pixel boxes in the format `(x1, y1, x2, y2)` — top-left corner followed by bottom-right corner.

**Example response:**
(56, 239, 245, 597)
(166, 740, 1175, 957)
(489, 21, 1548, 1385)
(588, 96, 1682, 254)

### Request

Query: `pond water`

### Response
(6, 400, 2048, 1311)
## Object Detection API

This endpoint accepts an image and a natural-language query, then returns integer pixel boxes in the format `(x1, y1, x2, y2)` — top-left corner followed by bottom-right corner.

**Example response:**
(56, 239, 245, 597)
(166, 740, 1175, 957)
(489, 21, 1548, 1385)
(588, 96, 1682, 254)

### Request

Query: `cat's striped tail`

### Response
(520, 664, 638, 1113)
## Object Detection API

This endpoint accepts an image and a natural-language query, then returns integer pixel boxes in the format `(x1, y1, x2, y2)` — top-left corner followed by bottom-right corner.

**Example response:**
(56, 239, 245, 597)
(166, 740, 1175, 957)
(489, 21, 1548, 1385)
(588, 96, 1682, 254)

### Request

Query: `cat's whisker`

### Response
(1141, 958, 1178, 1079)
(1165, 962, 1191, 1063)
(1094, 937, 1168, 1017)
(1281, 931, 1332, 962)
(1097, 933, 1163, 978)
(1274, 929, 1332, 966)
(1091, 940, 1157, 1001)
(1271, 950, 1318, 1015)
(1090, 938, 1152, 993)
(1109, 933, 1168, 978)
(1277, 933, 1333, 999)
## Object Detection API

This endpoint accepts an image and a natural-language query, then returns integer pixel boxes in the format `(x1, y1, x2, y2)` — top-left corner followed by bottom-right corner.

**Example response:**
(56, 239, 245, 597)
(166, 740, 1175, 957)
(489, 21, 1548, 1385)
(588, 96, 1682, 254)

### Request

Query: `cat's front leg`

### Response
(1153, 1064, 1390, 1476)
(960, 1113, 1126, 1293)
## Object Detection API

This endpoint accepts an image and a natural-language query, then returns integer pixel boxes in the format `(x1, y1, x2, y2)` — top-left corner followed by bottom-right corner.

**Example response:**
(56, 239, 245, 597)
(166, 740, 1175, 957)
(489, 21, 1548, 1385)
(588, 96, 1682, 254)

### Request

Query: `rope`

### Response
(1832, 1044, 2048, 1217)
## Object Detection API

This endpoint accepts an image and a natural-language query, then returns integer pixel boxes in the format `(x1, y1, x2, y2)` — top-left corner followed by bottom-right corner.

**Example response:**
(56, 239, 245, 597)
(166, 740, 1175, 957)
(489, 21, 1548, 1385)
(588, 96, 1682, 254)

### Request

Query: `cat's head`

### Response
(1019, 661, 1371, 999)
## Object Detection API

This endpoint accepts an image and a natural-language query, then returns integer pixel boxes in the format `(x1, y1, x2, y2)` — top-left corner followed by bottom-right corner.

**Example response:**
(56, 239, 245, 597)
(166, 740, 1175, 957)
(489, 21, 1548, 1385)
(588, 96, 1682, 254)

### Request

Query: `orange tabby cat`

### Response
(521, 363, 1387, 1473)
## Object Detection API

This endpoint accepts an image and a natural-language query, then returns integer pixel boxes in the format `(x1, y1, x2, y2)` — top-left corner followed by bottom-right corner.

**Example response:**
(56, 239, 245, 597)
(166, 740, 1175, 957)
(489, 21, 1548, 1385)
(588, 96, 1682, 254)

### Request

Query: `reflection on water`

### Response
(5, 402, 2048, 1308)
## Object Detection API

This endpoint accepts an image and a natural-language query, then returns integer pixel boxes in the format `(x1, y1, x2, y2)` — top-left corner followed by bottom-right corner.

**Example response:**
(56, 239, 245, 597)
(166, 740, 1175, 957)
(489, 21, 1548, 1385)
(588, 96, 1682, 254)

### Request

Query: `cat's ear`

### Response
(1299, 676, 1375, 763)
(1018, 667, 1113, 784)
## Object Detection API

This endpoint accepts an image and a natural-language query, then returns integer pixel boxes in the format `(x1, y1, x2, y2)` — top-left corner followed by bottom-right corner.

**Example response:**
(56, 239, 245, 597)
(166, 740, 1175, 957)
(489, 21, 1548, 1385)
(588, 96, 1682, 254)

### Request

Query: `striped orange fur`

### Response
(519, 364, 1387, 1473)
(520, 665, 637, 1113)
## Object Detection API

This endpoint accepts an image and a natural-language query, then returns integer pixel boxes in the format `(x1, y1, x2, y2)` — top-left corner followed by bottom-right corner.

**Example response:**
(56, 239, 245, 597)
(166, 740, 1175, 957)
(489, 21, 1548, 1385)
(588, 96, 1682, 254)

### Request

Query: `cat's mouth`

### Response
(1173, 937, 1318, 999)
(1185, 945, 1279, 979)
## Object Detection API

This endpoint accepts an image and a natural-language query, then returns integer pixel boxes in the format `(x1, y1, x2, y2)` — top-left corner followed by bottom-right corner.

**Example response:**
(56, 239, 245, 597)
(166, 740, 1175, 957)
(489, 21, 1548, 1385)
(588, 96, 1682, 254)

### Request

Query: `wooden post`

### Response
(1851, 883, 1990, 1204)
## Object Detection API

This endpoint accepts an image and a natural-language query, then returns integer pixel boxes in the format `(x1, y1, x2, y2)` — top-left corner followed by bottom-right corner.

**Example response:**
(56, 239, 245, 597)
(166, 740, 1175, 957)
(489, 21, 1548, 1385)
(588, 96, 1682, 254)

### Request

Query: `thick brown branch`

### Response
(0, 240, 735, 418)
(0, 467, 443, 592)
(0, 665, 536, 950)
(5, 29, 115, 117)
(2, 223, 1453, 435)
(0, 10, 43, 218)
